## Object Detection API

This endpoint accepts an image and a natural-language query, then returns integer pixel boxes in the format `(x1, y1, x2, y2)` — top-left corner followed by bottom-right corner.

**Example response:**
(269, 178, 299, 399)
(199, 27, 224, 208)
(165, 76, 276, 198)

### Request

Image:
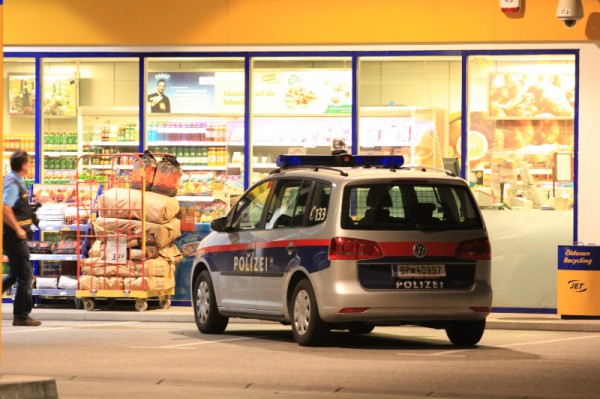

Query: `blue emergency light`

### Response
(275, 154, 404, 169)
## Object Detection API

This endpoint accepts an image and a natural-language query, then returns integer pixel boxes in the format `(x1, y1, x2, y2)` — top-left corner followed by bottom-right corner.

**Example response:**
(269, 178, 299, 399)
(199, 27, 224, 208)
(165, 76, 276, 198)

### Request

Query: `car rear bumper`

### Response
(310, 263, 492, 324)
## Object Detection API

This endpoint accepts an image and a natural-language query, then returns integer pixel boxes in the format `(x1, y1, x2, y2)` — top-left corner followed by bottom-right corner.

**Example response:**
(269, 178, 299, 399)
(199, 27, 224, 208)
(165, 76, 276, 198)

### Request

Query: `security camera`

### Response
(556, 0, 583, 28)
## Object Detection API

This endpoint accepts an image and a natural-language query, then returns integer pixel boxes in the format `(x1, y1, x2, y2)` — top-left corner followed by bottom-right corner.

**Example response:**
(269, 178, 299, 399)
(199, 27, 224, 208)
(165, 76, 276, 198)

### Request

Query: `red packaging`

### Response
(151, 155, 182, 197)
(131, 150, 158, 191)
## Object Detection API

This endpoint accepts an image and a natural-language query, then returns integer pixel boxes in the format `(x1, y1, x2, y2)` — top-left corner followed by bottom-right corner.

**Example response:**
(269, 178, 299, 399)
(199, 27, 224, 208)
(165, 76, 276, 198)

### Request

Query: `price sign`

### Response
(106, 235, 127, 264)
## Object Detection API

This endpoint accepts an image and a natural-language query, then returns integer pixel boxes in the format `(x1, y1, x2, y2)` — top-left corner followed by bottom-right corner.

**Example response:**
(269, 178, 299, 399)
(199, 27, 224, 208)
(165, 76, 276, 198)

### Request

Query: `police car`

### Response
(191, 154, 492, 346)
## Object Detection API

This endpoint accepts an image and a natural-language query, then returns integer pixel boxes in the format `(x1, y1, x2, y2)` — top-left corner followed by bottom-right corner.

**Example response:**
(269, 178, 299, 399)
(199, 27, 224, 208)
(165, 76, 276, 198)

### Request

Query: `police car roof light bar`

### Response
(275, 154, 404, 169)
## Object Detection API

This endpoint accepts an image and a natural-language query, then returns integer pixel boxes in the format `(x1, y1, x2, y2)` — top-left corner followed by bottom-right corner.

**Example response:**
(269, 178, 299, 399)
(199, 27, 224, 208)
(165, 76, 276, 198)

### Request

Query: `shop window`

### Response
(145, 57, 246, 223)
(41, 57, 140, 184)
(357, 57, 462, 169)
(2, 58, 36, 186)
(467, 55, 575, 210)
(250, 57, 353, 185)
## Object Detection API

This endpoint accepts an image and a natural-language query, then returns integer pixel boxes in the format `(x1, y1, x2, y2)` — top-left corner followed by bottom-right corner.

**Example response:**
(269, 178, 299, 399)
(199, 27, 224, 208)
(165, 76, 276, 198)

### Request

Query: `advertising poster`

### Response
(253, 70, 352, 115)
(43, 76, 78, 117)
(147, 72, 244, 114)
(8, 74, 36, 116)
(489, 73, 575, 119)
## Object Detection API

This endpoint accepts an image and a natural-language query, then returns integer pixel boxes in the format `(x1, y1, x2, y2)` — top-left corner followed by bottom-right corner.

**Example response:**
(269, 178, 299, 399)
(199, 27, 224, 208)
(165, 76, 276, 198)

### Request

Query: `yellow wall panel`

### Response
(3, 0, 600, 45)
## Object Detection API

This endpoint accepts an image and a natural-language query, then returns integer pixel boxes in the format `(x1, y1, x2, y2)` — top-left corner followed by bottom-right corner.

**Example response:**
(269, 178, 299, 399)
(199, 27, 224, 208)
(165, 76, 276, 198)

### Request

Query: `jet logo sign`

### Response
(568, 280, 588, 293)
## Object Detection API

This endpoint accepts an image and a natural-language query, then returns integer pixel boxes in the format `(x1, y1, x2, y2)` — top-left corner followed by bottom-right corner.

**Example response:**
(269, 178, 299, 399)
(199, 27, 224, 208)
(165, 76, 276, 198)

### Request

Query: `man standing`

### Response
(147, 79, 171, 113)
(3, 150, 41, 326)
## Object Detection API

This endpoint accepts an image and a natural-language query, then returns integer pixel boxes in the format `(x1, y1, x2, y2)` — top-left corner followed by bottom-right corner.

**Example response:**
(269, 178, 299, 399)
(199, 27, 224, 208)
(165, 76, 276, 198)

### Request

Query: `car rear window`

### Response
(342, 183, 483, 231)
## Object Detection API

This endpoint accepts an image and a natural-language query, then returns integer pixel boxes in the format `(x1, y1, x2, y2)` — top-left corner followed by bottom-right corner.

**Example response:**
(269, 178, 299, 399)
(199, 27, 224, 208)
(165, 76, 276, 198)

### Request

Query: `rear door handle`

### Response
(287, 242, 296, 256)
(245, 246, 254, 256)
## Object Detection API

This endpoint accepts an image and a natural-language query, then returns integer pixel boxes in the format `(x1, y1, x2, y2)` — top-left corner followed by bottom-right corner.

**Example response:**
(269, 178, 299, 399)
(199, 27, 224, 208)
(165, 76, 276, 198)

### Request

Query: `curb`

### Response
(0, 376, 58, 399)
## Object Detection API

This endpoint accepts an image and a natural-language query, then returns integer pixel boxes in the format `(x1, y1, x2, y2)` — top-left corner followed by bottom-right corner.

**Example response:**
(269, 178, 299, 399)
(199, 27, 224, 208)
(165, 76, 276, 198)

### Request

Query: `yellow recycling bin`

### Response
(557, 245, 600, 318)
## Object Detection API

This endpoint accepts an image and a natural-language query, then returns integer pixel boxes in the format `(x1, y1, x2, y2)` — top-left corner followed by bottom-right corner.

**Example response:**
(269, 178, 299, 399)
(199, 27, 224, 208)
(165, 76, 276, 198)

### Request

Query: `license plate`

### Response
(392, 264, 446, 278)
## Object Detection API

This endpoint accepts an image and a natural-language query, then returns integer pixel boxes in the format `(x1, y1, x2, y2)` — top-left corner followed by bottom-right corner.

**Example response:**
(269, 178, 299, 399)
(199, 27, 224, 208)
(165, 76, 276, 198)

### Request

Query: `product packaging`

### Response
(151, 155, 182, 197)
(131, 150, 158, 191)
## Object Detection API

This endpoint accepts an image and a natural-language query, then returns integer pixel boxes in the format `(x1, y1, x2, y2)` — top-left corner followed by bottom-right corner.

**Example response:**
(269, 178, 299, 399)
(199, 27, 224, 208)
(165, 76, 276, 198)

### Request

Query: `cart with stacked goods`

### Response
(76, 151, 183, 312)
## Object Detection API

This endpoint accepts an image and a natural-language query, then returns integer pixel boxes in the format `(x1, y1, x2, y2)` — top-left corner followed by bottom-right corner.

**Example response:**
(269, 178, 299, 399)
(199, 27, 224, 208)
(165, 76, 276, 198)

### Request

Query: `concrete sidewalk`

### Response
(2, 303, 600, 332)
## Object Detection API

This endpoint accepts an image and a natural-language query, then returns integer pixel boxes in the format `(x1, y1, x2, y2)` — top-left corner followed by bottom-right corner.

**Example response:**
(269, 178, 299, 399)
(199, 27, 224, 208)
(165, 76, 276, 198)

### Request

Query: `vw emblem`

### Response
(413, 243, 427, 259)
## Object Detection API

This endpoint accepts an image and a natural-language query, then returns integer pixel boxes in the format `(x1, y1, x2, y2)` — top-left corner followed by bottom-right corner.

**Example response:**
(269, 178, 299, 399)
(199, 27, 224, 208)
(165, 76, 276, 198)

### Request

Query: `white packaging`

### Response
(36, 277, 58, 289)
(58, 275, 78, 290)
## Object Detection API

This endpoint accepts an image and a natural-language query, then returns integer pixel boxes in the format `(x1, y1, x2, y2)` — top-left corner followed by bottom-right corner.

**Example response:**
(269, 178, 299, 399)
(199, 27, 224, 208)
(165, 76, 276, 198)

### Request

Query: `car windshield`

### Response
(342, 183, 483, 231)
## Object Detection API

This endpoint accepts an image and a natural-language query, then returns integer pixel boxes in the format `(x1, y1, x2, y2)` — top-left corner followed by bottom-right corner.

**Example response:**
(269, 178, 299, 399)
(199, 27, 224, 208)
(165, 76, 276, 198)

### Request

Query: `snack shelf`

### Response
(90, 141, 139, 147)
(176, 196, 215, 202)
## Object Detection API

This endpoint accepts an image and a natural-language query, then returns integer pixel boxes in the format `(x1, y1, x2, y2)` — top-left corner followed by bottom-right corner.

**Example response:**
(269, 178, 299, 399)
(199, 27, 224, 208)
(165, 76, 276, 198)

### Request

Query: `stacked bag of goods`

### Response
(80, 151, 183, 292)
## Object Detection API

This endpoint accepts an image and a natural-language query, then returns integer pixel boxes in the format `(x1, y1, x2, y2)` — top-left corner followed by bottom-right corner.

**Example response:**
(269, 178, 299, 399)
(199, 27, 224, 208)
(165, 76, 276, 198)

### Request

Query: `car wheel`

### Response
(193, 270, 228, 334)
(289, 279, 330, 346)
(348, 324, 375, 335)
(445, 319, 486, 346)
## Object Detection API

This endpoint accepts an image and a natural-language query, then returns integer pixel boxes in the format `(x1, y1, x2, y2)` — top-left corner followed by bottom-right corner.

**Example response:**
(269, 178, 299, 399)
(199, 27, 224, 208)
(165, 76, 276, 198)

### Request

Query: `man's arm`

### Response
(3, 205, 27, 239)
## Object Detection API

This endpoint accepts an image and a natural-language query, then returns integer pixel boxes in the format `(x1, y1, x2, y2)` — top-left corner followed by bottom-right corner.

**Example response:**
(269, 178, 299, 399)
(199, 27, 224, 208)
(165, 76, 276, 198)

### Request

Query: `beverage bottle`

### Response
(200, 122, 207, 142)
(202, 147, 208, 166)
(191, 147, 199, 166)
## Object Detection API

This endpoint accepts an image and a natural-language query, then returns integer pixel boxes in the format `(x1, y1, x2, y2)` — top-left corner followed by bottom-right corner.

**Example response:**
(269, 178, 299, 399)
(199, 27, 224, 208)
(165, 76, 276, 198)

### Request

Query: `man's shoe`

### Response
(12, 317, 42, 327)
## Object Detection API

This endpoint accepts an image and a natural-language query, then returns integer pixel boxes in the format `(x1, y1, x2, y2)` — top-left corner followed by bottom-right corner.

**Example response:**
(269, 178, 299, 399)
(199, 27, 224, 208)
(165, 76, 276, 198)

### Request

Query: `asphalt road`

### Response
(2, 320, 600, 399)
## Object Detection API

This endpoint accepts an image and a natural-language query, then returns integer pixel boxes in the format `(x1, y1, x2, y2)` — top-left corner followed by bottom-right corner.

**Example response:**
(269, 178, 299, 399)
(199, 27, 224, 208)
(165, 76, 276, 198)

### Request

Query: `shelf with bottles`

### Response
(146, 118, 244, 145)
(5, 134, 36, 153)
(147, 145, 230, 169)
(42, 131, 79, 152)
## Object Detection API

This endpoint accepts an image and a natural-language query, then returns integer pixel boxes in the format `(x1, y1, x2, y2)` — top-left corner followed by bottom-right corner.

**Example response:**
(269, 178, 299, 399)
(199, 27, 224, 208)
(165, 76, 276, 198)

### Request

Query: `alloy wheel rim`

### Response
(196, 281, 210, 324)
(293, 289, 311, 335)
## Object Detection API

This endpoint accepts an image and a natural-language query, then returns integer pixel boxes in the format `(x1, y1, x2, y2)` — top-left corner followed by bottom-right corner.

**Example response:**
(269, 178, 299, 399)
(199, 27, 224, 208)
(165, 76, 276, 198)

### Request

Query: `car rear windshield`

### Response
(342, 183, 483, 231)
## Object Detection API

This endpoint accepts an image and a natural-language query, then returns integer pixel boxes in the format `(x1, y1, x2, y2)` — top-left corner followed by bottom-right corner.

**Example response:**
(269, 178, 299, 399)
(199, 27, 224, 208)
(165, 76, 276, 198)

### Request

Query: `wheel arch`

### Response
(285, 270, 310, 318)
(190, 260, 210, 298)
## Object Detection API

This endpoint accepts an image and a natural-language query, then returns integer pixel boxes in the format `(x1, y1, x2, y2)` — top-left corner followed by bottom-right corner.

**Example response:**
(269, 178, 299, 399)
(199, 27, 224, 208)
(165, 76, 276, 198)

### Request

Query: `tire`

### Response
(193, 270, 228, 334)
(83, 298, 95, 312)
(348, 324, 375, 335)
(445, 319, 486, 346)
(158, 296, 171, 309)
(289, 279, 330, 346)
(134, 299, 148, 312)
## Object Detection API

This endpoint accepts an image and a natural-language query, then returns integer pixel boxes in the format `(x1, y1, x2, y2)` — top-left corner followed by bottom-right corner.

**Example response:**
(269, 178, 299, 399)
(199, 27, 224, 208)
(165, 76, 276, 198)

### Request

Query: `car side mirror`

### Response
(210, 217, 229, 233)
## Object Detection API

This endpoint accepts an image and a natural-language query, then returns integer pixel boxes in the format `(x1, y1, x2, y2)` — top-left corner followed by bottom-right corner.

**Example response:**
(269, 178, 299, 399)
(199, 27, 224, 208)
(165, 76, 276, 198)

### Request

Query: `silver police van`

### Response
(191, 154, 492, 346)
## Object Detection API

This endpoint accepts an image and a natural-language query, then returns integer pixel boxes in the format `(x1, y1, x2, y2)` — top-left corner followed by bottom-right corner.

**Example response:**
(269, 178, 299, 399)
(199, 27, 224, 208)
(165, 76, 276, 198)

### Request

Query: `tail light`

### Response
(455, 237, 491, 260)
(329, 237, 384, 260)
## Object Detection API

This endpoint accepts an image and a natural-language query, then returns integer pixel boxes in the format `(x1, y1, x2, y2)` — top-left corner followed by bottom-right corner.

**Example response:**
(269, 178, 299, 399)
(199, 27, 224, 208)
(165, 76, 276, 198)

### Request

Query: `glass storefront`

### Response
(250, 57, 352, 183)
(145, 57, 245, 222)
(0, 50, 580, 310)
(41, 57, 140, 184)
(1, 51, 577, 217)
(358, 56, 462, 169)
(467, 55, 575, 210)
(2, 57, 36, 185)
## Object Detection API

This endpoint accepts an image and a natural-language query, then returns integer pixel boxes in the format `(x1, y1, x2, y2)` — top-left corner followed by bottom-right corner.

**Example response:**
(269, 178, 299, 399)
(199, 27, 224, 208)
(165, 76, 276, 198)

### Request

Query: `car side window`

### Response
(265, 179, 304, 230)
(307, 181, 331, 226)
(230, 181, 273, 231)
